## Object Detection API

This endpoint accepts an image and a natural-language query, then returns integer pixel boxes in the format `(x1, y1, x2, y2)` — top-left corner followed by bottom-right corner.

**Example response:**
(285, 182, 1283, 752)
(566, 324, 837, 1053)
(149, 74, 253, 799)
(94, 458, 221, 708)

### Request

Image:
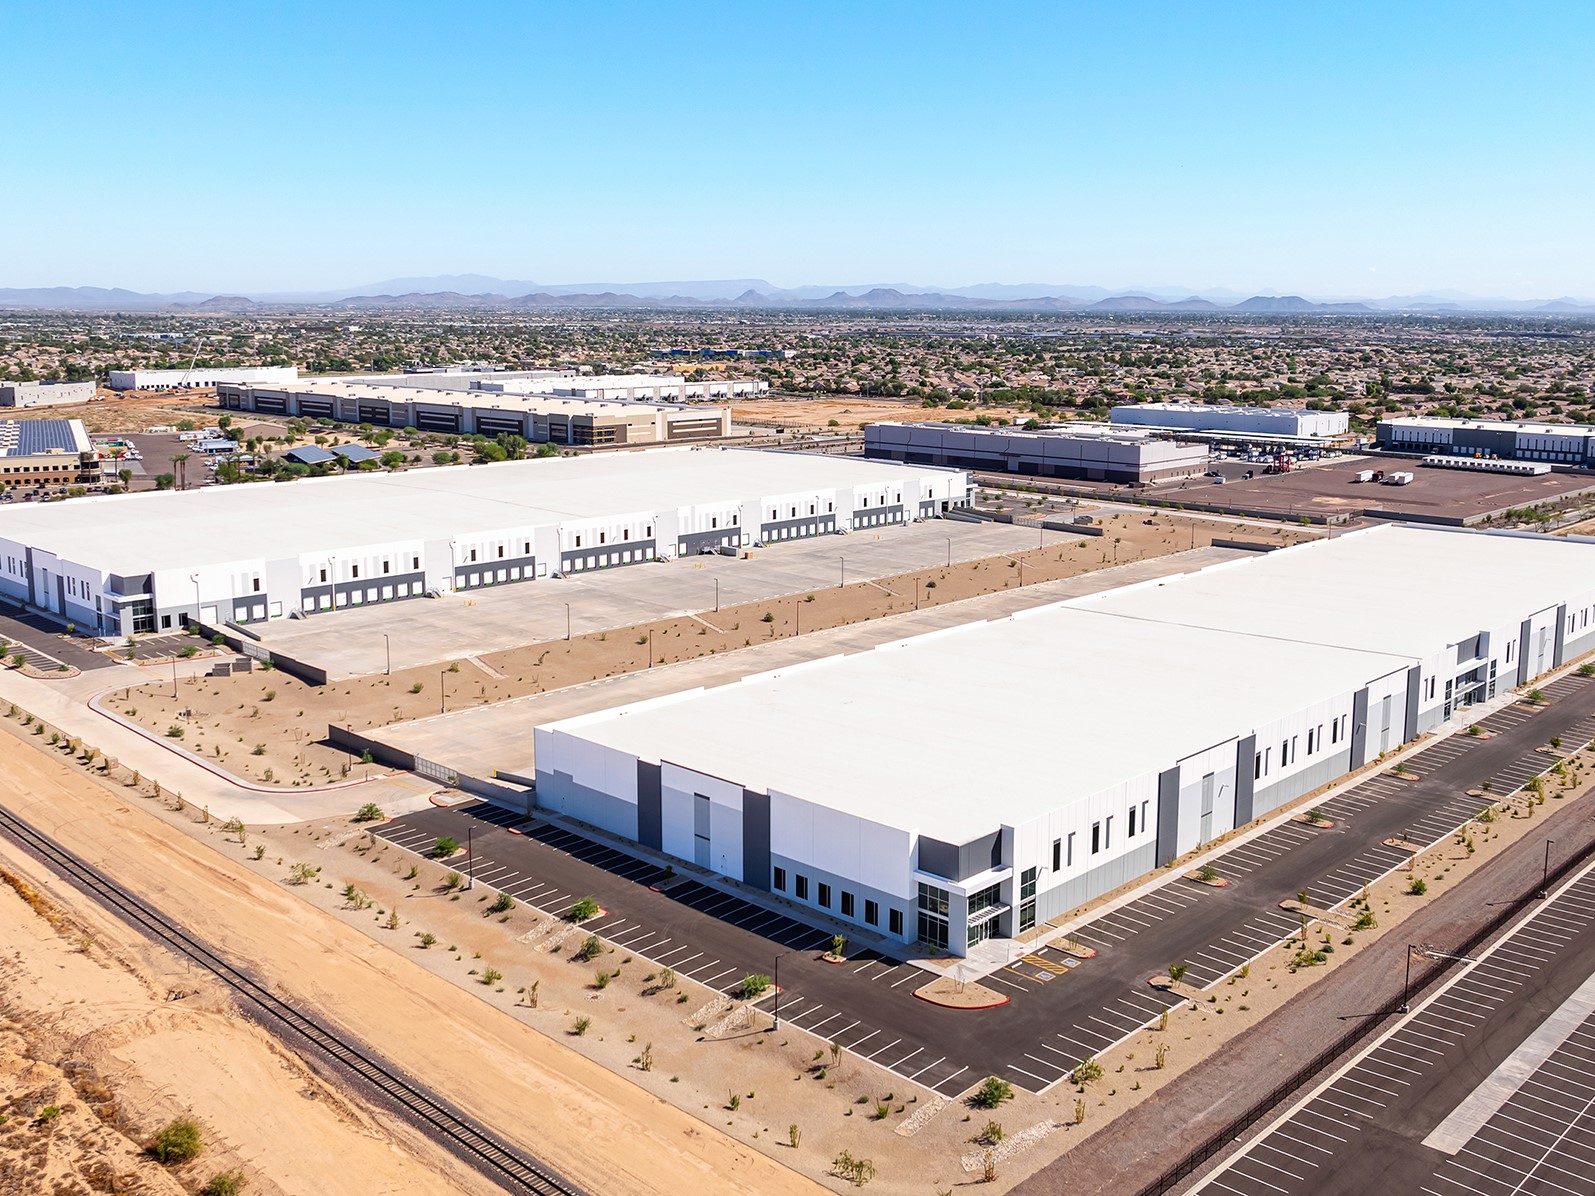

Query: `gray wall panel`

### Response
(637, 762, 663, 850)
(742, 789, 771, 893)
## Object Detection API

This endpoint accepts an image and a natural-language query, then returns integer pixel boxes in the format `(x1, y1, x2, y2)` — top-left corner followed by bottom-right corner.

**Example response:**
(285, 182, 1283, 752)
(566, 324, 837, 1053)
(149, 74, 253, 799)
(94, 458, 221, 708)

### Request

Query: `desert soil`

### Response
(0, 837, 495, 1196)
(0, 718, 824, 1196)
(102, 514, 1311, 789)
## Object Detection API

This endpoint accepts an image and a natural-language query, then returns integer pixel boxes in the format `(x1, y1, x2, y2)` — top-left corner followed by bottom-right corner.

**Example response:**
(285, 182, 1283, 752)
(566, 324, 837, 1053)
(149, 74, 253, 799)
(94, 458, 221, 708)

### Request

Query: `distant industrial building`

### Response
(1111, 402, 1350, 440)
(219, 380, 732, 446)
(1378, 417, 1595, 466)
(0, 419, 97, 487)
(0, 449, 968, 636)
(864, 421, 1210, 483)
(538, 524, 1595, 956)
(478, 373, 768, 401)
(0, 381, 97, 408)
(108, 366, 300, 391)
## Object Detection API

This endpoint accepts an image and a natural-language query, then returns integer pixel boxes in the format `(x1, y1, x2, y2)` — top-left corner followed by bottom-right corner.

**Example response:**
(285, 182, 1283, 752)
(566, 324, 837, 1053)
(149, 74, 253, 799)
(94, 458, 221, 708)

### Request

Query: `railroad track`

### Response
(0, 803, 585, 1196)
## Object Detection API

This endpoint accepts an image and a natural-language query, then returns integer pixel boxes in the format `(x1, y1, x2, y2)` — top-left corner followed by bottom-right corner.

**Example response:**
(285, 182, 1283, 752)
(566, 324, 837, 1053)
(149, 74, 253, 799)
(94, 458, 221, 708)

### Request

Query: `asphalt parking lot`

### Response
(255, 519, 1049, 678)
(1194, 857, 1595, 1196)
(372, 671, 1595, 1100)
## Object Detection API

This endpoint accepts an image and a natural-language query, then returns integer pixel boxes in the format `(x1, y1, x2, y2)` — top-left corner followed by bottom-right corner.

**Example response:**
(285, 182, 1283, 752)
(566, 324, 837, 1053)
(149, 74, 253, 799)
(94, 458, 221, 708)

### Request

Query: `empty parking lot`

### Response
(1194, 856, 1595, 1196)
(254, 519, 1048, 677)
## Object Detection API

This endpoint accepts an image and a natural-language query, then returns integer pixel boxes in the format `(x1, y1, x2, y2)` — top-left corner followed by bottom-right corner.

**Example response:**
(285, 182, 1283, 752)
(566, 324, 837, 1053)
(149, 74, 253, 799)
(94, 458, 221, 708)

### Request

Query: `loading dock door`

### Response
(1199, 773, 1215, 844)
(1379, 695, 1393, 754)
(1536, 627, 1549, 676)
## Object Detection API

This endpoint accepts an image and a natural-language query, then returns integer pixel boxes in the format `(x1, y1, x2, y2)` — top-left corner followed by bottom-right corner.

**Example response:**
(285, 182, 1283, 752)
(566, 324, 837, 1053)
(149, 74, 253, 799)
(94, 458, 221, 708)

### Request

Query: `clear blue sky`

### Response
(4, 1, 1592, 298)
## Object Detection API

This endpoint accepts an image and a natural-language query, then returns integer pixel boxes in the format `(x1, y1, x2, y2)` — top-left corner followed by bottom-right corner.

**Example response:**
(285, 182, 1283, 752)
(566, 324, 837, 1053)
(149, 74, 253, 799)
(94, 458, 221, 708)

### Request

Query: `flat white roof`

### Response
(0, 448, 952, 576)
(1380, 416, 1595, 436)
(1079, 524, 1595, 661)
(551, 604, 1414, 843)
(547, 525, 1595, 842)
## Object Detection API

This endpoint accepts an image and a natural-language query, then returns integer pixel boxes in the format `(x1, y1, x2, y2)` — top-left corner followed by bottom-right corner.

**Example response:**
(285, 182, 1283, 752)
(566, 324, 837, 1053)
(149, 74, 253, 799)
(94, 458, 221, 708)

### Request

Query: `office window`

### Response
(888, 909, 903, 936)
(864, 899, 879, 926)
(497, 546, 504, 558)
(599, 531, 606, 544)
(1091, 821, 1101, 855)
(412, 555, 420, 568)
(1105, 816, 1113, 849)
(382, 561, 391, 575)
(1254, 751, 1264, 780)
(1141, 800, 1149, 831)
(773, 867, 786, 892)
(575, 535, 583, 547)
(818, 882, 832, 909)
(794, 875, 808, 900)
(1128, 806, 1137, 837)
(1052, 838, 1061, 871)
(841, 891, 855, 918)
(1067, 831, 1076, 867)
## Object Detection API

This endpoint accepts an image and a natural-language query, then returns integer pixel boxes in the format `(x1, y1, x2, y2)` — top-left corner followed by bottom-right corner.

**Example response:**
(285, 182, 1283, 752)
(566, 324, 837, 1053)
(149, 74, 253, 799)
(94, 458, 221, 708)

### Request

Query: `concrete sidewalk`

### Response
(0, 657, 441, 824)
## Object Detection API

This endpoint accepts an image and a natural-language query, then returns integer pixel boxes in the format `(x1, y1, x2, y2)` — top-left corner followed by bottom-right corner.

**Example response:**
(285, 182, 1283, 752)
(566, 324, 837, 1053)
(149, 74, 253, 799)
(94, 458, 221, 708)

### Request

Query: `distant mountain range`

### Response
(1, 276, 1593, 315)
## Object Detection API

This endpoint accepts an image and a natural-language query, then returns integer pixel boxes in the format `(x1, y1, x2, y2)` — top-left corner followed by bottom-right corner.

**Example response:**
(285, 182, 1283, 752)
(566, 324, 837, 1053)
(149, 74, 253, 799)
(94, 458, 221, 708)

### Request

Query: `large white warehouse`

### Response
(1377, 416, 1595, 466)
(1111, 401, 1349, 439)
(865, 421, 1210, 483)
(0, 449, 968, 637)
(536, 525, 1595, 956)
(109, 366, 300, 391)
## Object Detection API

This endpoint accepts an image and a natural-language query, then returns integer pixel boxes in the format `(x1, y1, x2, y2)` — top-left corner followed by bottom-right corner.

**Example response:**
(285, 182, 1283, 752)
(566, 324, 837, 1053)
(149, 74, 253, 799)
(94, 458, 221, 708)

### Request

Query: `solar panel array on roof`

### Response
(1, 420, 81, 457)
(331, 443, 379, 462)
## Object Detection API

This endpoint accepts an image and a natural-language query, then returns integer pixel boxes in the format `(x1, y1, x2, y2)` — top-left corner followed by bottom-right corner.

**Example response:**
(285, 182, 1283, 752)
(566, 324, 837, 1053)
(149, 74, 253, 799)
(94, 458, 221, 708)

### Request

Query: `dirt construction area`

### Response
(100, 515, 1313, 791)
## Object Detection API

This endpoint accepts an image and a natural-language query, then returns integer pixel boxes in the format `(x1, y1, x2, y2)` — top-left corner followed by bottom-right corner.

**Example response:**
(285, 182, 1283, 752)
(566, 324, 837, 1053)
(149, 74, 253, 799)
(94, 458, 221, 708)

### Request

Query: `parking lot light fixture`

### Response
(773, 948, 794, 1029)
(1541, 840, 1556, 899)
(565, 602, 571, 642)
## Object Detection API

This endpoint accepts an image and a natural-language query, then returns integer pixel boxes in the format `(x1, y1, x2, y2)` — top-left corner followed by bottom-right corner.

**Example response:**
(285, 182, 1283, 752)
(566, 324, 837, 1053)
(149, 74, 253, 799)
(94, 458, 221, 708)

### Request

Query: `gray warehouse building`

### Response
(864, 421, 1210, 483)
(537, 525, 1595, 957)
(1377, 416, 1595, 466)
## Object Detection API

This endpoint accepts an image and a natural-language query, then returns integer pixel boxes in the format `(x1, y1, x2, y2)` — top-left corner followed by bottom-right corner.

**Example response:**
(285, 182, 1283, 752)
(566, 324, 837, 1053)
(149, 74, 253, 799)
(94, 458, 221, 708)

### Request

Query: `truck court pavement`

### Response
(373, 671, 1595, 1099)
(1193, 855, 1595, 1196)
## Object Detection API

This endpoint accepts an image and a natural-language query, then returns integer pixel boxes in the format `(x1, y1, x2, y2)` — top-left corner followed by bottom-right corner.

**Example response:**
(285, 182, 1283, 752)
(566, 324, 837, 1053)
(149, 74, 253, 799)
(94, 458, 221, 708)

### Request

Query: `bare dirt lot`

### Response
(0, 837, 494, 1196)
(103, 515, 1312, 789)
(0, 726, 822, 1196)
(732, 396, 1035, 430)
(2, 390, 218, 435)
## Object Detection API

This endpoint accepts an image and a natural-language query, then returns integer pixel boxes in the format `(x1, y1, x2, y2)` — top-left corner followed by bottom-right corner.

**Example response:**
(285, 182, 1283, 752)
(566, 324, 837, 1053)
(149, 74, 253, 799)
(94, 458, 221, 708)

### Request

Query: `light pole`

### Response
(439, 669, 446, 714)
(946, 537, 952, 568)
(839, 557, 845, 588)
(773, 948, 794, 1029)
(714, 578, 720, 613)
(1402, 943, 1421, 1013)
(466, 826, 474, 890)
(1540, 839, 1556, 899)
(383, 633, 391, 677)
(565, 602, 571, 642)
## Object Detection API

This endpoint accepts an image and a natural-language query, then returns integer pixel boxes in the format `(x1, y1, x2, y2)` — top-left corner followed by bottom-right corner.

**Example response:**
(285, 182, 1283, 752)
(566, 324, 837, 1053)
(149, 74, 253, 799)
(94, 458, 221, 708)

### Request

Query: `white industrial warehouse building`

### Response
(218, 380, 733, 445)
(865, 421, 1210, 483)
(536, 525, 1595, 956)
(0, 449, 968, 636)
(1111, 401, 1350, 439)
(109, 366, 300, 391)
(1377, 416, 1595, 466)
